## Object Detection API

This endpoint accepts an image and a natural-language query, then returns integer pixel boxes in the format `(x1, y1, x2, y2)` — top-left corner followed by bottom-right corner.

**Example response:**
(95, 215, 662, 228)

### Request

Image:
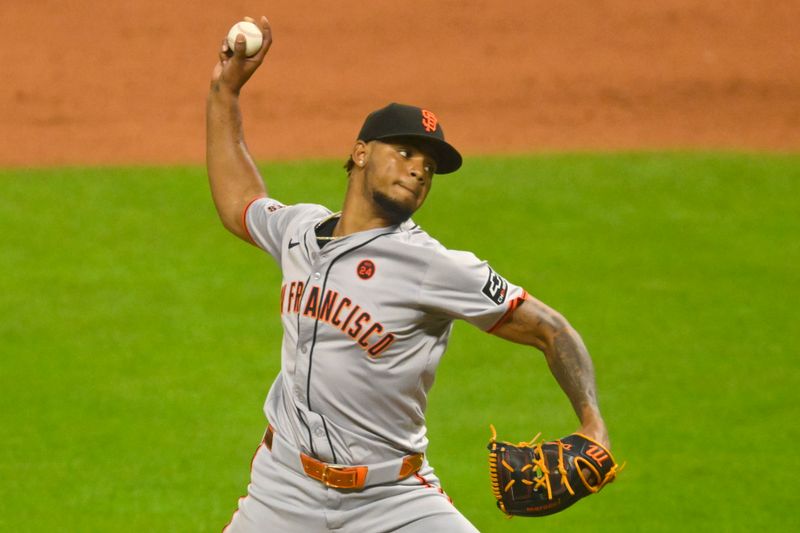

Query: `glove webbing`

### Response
(489, 425, 578, 509)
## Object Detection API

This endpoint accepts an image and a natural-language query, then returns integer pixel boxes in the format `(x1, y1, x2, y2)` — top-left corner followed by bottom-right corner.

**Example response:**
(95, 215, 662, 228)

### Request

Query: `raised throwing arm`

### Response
(491, 296, 609, 447)
(206, 16, 272, 242)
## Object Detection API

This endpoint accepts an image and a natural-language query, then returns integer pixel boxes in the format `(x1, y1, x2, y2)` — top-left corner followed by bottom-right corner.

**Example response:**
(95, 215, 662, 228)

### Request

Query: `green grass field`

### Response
(1, 153, 798, 531)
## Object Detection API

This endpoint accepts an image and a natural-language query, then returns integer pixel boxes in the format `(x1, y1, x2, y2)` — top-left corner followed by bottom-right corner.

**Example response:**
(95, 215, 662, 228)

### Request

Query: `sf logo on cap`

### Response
(421, 110, 438, 132)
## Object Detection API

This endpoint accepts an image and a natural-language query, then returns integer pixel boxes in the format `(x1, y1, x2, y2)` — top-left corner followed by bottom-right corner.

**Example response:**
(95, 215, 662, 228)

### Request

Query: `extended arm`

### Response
(206, 16, 272, 242)
(491, 297, 609, 447)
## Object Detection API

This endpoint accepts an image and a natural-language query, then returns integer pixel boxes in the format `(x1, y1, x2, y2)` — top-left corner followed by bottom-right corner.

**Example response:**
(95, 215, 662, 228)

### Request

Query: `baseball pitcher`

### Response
(208, 16, 616, 532)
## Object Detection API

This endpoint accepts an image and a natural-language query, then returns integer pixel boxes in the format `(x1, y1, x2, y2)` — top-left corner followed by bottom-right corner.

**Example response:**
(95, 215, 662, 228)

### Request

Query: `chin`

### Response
(372, 190, 415, 224)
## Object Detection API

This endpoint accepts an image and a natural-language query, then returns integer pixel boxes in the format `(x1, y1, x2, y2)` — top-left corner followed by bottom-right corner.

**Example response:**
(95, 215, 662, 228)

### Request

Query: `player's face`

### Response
(362, 139, 436, 223)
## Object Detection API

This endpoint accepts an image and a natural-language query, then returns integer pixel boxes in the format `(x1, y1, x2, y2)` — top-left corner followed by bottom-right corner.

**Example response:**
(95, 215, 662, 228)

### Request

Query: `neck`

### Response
(333, 197, 397, 238)
(333, 179, 399, 238)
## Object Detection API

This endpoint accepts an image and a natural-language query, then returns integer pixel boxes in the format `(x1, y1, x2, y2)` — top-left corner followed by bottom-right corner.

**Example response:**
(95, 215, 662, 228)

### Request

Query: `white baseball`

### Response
(227, 21, 263, 57)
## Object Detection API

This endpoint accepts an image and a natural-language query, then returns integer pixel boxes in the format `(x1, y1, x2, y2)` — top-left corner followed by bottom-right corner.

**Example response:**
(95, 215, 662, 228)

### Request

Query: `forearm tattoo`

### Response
(548, 329, 600, 421)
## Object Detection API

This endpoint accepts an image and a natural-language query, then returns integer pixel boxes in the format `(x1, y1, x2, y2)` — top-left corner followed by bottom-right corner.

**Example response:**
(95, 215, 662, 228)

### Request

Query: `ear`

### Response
(351, 141, 368, 168)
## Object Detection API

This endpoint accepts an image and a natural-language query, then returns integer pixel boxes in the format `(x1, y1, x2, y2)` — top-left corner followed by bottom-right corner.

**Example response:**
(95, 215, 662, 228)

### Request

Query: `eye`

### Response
(398, 148, 410, 158)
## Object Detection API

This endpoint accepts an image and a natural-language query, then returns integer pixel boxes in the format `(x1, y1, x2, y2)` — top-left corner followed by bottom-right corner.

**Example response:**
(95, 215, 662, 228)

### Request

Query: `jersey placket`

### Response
(289, 225, 399, 464)
(291, 228, 338, 462)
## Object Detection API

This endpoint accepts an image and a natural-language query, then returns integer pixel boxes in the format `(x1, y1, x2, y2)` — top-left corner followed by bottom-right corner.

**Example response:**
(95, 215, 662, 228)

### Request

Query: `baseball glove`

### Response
(487, 425, 620, 517)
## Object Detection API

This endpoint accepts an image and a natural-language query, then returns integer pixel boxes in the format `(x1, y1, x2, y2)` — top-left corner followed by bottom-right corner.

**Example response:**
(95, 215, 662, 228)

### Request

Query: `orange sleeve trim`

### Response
(241, 196, 266, 244)
(487, 290, 529, 333)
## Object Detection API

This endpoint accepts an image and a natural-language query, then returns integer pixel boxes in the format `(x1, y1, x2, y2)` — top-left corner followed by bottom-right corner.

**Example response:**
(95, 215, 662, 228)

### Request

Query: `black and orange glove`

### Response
(487, 426, 620, 517)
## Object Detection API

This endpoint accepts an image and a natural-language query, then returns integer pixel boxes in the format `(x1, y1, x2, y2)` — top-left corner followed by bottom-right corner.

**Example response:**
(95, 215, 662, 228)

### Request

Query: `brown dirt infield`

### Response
(2, 1, 798, 167)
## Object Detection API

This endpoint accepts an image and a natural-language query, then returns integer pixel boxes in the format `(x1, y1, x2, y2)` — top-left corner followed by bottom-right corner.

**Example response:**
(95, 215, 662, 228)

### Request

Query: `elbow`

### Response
(212, 200, 251, 243)
(210, 200, 240, 233)
(220, 214, 243, 236)
(224, 214, 253, 243)
(541, 313, 576, 351)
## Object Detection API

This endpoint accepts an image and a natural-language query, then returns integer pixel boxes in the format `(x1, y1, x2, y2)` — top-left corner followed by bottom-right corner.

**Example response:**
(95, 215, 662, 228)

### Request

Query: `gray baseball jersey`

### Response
(244, 197, 527, 467)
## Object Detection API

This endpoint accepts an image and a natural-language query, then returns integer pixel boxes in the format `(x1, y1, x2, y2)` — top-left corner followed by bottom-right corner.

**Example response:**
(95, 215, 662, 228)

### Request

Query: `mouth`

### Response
(395, 181, 420, 198)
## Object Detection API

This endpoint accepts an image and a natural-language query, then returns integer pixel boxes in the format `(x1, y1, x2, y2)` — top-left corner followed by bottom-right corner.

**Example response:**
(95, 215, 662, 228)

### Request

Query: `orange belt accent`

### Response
(263, 425, 423, 489)
(264, 424, 275, 451)
(300, 453, 369, 489)
(398, 453, 424, 479)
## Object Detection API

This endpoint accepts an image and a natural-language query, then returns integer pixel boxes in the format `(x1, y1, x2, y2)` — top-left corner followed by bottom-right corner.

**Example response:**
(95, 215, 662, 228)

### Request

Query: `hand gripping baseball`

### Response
(210, 16, 272, 95)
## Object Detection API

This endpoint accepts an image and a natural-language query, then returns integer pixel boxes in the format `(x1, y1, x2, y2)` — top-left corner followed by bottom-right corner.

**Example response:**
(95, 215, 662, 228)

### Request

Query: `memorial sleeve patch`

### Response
(482, 267, 508, 305)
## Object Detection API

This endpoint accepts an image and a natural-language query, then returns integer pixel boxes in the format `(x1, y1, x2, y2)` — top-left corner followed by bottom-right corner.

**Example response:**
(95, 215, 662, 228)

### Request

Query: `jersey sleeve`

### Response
(243, 197, 295, 260)
(419, 249, 528, 332)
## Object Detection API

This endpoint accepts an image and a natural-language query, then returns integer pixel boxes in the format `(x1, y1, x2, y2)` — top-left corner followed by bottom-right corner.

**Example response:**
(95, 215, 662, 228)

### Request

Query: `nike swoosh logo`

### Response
(288, 239, 300, 249)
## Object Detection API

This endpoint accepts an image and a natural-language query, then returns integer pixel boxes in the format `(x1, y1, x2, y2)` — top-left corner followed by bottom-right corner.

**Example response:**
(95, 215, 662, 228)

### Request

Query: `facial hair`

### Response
(372, 190, 414, 224)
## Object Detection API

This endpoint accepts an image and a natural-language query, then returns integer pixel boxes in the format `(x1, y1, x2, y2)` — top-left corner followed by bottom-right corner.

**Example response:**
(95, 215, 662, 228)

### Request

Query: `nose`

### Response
(408, 159, 425, 182)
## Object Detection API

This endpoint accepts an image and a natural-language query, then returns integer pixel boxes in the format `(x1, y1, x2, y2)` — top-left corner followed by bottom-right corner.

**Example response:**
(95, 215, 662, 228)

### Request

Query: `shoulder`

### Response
(378, 222, 451, 271)
(245, 200, 331, 254)
(286, 202, 333, 224)
(248, 199, 331, 225)
(389, 221, 447, 254)
(400, 223, 483, 265)
(386, 223, 488, 280)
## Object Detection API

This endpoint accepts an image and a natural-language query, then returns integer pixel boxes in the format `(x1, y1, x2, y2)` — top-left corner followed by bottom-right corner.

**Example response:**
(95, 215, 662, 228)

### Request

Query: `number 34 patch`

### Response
(482, 267, 508, 305)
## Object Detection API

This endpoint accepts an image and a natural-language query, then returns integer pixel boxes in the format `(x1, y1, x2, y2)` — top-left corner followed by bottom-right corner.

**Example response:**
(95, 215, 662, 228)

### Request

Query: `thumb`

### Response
(232, 33, 247, 58)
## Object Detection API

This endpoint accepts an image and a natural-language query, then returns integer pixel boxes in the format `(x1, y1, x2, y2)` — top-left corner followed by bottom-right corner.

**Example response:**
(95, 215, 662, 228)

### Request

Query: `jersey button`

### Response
(300, 345, 308, 354)
(313, 272, 321, 280)
(313, 427, 325, 438)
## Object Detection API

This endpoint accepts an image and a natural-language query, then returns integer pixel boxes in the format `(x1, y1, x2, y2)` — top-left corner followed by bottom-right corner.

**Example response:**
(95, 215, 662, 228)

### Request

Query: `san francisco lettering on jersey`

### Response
(280, 281, 396, 357)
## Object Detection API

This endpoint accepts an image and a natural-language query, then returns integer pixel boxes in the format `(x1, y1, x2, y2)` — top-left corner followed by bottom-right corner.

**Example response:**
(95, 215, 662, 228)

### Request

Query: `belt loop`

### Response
(398, 453, 424, 479)
(263, 424, 275, 451)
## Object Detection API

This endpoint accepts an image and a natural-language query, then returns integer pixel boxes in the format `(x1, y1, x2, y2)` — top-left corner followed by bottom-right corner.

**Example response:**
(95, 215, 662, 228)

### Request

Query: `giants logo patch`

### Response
(482, 267, 508, 305)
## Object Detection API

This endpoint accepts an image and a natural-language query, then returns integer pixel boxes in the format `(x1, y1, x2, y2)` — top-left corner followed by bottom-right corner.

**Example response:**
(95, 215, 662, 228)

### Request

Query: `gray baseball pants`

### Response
(223, 439, 479, 532)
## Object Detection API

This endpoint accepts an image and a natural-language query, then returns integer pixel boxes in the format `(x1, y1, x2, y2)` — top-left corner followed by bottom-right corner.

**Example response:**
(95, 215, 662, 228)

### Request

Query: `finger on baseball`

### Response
(232, 33, 247, 58)
(260, 16, 272, 36)
(220, 38, 232, 61)
(244, 16, 255, 23)
(254, 16, 273, 58)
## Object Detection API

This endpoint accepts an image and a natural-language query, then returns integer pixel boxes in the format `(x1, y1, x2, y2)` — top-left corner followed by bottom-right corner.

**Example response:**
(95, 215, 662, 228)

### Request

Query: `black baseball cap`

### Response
(357, 103, 463, 174)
